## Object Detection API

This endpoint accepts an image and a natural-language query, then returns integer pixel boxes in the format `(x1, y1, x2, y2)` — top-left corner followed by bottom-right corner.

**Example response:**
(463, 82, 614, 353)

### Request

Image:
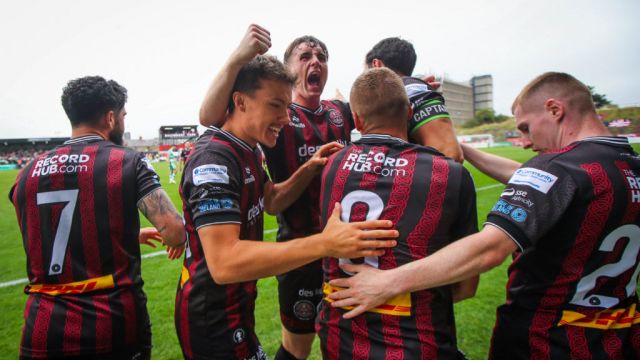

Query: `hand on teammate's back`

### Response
(327, 262, 394, 319)
(306, 141, 344, 173)
(320, 203, 398, 259)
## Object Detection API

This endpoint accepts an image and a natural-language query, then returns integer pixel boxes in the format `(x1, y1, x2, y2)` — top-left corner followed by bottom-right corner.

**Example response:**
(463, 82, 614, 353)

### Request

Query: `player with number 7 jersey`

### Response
(317, 134, 478, 359)
(9, 76, 186, 359)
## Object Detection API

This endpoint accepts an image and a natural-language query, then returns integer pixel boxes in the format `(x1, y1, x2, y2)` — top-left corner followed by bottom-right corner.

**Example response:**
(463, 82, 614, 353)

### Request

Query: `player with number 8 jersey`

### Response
(317, 68, 479, 359)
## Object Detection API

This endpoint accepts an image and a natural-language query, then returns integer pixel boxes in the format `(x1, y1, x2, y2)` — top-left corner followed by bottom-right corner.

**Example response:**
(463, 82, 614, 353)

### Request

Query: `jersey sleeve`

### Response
(451, 167, 479, 240)
(135, 153, 162, 202)
(182, 148, 243, 230)
(485, 157, 577, 250)
(406, 83, 450, 136)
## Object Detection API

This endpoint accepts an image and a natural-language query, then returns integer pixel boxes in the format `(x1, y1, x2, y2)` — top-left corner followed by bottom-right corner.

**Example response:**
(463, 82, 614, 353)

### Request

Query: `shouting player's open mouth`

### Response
(307, 71, 322, 92)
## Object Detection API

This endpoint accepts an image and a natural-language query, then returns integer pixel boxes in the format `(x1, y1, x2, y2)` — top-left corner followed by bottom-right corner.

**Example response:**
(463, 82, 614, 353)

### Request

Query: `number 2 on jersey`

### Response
(339, 190, 385, 275)
(36, 189, 79, 275)
(570, 224, 640, 308)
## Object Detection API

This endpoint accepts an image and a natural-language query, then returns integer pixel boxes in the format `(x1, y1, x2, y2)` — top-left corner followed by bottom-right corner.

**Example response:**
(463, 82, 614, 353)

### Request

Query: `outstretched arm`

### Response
(264, 142, 343, 214)
(461, 144, 521, 184)
(199, 203, 399, 284)
(199, 24, 272, 127)
(328, 225, 516, 318)
(138, 188, 185, 248)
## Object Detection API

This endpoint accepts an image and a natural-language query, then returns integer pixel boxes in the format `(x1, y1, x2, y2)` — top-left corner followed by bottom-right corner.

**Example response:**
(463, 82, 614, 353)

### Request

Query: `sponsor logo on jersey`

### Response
(247, 196, 264, 223)
(298, 140, 348, 159)
(327, 107, 344, 127)
(244, 166, 255, 184)
(198, 198, 234, 213)
(501, 188, 534, 207)
(492, 199, 528, 222)
(623, 169, 640, 203)
(558, 303, 640, 329)
(26, 274, 115, 296)
(298, 288, 322, 298)
(31, 153, 90, 177)
(233, 328, 246, 344)
(508, 167, 558, 194)
(289, 114, 306, 128)
(342, 150, 408, 177)
(192, 164, 229, 185)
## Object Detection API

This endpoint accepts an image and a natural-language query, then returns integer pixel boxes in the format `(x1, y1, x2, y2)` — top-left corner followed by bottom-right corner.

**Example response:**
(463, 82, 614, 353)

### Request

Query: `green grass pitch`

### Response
(0, 145, 637, 359)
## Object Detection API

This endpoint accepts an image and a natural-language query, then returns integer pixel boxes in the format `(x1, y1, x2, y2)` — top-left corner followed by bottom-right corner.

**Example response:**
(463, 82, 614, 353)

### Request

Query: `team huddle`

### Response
(9, 23, 640, 360)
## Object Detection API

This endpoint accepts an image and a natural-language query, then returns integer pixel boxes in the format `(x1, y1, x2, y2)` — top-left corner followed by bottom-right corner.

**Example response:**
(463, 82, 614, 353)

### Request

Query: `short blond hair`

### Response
(350, 68, 409, 127)
(512, 72, 595, 115)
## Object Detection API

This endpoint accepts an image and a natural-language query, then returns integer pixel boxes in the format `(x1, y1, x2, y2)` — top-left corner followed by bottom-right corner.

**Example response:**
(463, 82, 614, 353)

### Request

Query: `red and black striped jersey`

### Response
(175, 127, 267, 359)
(263, 100, 353, 241)
(9, 135, 161, 358)
(486, 136, 640, 359)
(317, 134, 477, 359)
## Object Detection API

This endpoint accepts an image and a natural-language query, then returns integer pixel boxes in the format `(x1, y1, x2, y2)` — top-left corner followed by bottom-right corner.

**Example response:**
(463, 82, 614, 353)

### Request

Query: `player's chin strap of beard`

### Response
(275, 344, 304, 360)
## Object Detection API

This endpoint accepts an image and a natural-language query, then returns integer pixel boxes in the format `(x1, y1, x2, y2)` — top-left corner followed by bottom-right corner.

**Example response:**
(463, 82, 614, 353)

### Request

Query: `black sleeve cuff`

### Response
(485, 215, 531, 250)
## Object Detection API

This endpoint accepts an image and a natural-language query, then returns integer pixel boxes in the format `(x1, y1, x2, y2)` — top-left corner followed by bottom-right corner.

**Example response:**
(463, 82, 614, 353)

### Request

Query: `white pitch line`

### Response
(1, 185, 501, 289)
(476, 183, 503, 192)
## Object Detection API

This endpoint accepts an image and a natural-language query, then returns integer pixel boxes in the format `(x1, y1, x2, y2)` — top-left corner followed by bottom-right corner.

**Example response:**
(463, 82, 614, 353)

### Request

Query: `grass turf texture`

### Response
(0, 145, 638, 359)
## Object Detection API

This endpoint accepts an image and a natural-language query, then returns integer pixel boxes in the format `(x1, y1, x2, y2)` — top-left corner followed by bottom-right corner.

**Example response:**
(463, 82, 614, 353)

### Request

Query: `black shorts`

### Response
(277, 259, 323, 334)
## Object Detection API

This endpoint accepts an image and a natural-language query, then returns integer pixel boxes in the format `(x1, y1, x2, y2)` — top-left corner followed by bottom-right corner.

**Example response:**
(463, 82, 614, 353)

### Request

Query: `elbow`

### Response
(263, 197, 281, 215)
(209, 264, 236, 285)
(199, 107, 211, 126)
(481, 249, 509, 272)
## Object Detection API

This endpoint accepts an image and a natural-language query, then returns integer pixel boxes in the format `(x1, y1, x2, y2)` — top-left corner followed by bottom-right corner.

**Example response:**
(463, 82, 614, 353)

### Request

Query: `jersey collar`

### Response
(578, 136, 631, 147)
(290, 102, 324, 115)
(357, 133, 408, 145)
(209, 126, 254, 153)
(63, 135, 104, 145)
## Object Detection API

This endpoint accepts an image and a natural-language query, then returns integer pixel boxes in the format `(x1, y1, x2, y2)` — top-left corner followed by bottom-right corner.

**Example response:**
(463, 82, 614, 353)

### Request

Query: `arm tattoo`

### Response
(139, 189, 182, 234)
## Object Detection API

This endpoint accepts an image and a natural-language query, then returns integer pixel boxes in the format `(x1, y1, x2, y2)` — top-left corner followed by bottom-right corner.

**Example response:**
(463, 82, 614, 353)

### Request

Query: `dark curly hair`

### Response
(61, 76, 127, 127)
(365, 37, 417, 76)
(228, 55, 296, 113)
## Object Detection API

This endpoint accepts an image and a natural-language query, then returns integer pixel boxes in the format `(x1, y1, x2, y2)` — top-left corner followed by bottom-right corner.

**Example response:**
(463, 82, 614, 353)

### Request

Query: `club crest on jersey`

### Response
(508, 167, 558, 194)
(327, 108, 344, 127)
(289, 114, 305, 128)
(192, 164, 229, 185)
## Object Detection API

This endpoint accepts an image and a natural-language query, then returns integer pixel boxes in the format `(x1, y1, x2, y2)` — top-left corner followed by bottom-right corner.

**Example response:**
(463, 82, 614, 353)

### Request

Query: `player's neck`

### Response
(362, 126, 408, 142)
(292, 93, 321, 110)
(221, 116, 257, 148)
(71, 127, 108, 141)
(560, 114, 611, 147)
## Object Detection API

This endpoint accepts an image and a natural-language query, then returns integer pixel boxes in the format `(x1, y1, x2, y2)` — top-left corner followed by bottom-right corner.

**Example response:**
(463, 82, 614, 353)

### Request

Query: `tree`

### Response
(588, 86, 612, 108)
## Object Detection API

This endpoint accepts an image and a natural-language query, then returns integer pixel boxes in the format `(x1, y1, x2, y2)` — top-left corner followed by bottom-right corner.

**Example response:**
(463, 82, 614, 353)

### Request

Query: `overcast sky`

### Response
(1, 0, 638, 139)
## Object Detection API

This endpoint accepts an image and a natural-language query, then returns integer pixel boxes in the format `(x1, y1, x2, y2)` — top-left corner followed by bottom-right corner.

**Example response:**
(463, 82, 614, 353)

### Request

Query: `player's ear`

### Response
(544, 98, 564, 123)
(104, 110, 116, 129)
(406, 102, 413, 121)
(353, 111, 364, 132)
(371, 59, 385, 69)
(233, 92, 246, 112)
